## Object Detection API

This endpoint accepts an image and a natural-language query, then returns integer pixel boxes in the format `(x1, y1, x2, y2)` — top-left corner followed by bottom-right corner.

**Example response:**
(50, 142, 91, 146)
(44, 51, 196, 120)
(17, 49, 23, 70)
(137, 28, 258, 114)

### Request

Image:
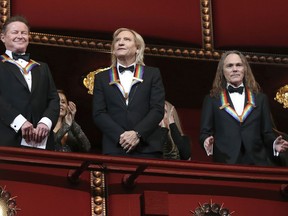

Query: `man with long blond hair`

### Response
(93, 28, 165, 158)
(200, 50, 288, 165)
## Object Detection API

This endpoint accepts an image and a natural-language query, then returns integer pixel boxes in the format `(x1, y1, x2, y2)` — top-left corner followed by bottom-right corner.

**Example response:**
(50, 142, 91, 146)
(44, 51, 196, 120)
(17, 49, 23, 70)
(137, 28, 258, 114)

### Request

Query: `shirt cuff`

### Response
(39, 117, 52, 130)
(10, 114, 27, 132)
(273, 140, 279, 156)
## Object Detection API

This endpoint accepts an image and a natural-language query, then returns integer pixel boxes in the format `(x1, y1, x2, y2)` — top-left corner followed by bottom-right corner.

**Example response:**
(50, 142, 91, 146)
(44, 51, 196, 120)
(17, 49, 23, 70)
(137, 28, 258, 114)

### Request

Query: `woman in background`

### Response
(53, 90, 91, 152)
(160, 101, 191, 160)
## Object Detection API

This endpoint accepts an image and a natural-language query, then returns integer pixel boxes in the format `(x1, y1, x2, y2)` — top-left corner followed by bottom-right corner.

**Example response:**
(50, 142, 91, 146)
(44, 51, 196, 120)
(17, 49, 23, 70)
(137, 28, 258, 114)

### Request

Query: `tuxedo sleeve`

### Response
(40, 63, 60, 127)
(260, 94, 276, 152)
(0, 96, 22, 128)
(134, 68, 165, 141)
(199, 95, 214, 149)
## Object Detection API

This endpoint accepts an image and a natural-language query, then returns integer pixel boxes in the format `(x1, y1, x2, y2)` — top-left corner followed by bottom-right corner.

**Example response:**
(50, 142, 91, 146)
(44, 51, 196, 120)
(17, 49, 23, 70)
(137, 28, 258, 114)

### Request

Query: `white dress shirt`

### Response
(117, 63, 136, 105)
(227, 83, 245, 115)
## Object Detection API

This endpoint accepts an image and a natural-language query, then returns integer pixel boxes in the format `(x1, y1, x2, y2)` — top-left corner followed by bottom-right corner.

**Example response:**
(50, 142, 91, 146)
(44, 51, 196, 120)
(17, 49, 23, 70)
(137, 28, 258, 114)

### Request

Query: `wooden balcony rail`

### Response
(0, 146, 288, 195)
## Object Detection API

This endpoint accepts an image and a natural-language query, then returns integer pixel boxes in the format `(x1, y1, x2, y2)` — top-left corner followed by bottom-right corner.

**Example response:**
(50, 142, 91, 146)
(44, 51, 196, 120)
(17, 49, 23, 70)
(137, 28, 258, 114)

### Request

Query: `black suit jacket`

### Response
(92, 65, 165, 156)
(200, 89, 276, 165)
(0, 56, 59, 150)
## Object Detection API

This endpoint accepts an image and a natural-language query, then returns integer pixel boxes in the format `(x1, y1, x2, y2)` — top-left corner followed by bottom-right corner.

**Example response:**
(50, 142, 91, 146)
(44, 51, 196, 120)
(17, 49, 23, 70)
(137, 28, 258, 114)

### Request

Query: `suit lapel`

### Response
(241, 89, 257, 122)
(108, 65, 144, 105)
(31, 65, 40, 93)
(219, 88, 256, 123)
(108, 67, 126, 105)
(128, 65, 144, 104)
(1, 54, 40, 92)
(3, 61, 29, 90)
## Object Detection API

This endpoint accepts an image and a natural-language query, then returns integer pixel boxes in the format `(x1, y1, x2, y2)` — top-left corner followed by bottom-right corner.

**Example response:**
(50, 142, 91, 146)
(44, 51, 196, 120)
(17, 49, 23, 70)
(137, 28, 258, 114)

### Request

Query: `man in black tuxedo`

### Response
(0, 16, 59, 150)
(200, 50, 288, 165)
(93, 28, 165, 158)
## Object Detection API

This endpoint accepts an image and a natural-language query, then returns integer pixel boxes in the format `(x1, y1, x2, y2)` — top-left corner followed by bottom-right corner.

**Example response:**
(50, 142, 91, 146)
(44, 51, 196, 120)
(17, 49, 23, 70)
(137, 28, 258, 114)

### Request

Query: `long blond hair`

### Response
(111, 28, 145, 67)
(165, 101, 184, 135)
(162, 101, 184, 160)
(210, 50, 260, 97)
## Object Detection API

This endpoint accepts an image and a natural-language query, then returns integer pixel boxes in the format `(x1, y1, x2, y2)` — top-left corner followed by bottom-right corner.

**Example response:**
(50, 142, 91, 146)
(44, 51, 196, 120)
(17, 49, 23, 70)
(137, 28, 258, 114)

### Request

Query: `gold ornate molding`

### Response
(91, 171, 106, 216)
(201, 0, 214, 51)
(83, 67, 110, 95)
(0, 0, 9, 26)
(1, 0, 288, 65)
(0, 186, 19, 216)
(275, 85, 288, 108)
(29, 32, 112, 53)
(191, 200, 234, 215)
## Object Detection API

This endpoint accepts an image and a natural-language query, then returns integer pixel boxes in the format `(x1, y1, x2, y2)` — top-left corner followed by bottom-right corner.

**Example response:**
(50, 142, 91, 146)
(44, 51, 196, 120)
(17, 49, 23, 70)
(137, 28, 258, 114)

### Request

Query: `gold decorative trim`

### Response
(91, 171, 106, 216)
(190, 200, 234, 215)
(0, 185, 20, 216)
(200, 0, 214, 51)
(0, 0, 288, 64)
(28, 32, 288, 65)
(0, 0, 9, 27)
(275, 85, 288, 109)
(83, 67, 111, 95)
(29, 32, 112, 53)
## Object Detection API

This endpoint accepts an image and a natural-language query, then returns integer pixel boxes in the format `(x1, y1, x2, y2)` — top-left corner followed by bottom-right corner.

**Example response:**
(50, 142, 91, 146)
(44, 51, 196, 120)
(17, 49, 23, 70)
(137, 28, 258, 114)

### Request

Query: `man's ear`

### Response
(0, 33, 5, 43)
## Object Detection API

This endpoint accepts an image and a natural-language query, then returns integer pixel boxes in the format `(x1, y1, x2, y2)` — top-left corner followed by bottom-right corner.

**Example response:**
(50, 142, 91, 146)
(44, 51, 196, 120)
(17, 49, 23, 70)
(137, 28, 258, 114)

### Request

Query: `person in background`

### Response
(0, 16, 59, 150)
(92, 27, 165, 158)
(200, 50, 288, 165)
(160, 101, 191, 160)
(54, 90, 91, 152)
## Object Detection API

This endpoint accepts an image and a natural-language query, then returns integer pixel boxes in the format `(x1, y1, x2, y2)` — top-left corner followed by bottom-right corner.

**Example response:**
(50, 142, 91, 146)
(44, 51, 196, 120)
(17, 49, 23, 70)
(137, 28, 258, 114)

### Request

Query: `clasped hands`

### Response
(119, 131, 140, 153)
(21, 121, 49, 143)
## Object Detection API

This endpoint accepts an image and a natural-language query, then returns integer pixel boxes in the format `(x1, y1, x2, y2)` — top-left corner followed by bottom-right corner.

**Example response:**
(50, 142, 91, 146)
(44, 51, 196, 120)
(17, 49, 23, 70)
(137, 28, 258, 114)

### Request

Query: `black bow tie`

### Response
(119, 65, 135, 73)
(228, 85, 244, 94)
(12, 52, 30, 61)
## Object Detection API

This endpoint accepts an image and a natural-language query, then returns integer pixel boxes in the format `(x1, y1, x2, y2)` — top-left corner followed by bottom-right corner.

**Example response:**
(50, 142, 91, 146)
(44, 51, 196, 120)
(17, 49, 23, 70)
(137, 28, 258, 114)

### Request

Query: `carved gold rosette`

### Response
(275, 85, 288, 109)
